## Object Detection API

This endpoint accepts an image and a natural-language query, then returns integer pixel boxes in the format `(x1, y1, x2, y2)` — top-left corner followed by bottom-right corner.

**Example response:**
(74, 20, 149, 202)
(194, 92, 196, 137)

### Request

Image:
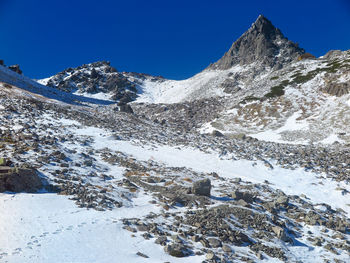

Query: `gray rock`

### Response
(206, 252, 216, 260)
(192, 178, 211, 196)
(212, 130, 224, 137)
(231, 190, 254, 203)
(208, 238, 222, 248)
(236, 199, 249, 207)
(136, 225, 149, 232)
(136, 251, 149, 258)
(275, 195, 289, 206)
(222, 244, 232, 253)
(164, 243, 189, 258)
(271, 226, 292, 243)
(155, 236, 168, 245)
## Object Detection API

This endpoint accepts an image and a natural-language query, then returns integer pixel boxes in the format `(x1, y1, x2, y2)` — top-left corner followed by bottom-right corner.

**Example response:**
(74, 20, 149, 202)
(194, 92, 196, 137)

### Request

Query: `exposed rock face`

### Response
(323, 81, 350, 96)
(0, 167, 43, 193)
(209, 15, 305, 70)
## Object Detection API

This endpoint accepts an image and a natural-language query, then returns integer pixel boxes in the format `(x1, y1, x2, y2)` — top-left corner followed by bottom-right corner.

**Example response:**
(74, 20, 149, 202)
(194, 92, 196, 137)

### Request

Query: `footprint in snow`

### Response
(52, 229, 62, 234)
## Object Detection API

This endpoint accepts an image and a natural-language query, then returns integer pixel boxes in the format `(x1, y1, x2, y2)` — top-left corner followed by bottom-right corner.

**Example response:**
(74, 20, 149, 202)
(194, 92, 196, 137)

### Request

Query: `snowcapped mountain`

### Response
(1, 14, 350, 263)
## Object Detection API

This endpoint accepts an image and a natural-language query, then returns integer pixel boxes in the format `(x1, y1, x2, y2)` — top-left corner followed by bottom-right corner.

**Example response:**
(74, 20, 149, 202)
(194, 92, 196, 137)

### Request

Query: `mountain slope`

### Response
(1, 74, 350, 262)
(200, 50, 350, 144)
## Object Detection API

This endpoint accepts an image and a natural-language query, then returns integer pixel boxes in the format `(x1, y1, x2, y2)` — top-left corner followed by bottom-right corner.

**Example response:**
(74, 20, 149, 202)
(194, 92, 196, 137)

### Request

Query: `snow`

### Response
(198, 121, 218, 134)
(0, 193, 205, 263)
(36, 77, 50, 86)
(135, 65, 245, 103)
(249, 111, 310, 144)
(72, 90, 114, 102)
(320, 134, 342, 144)
(136, 70, 221, 103)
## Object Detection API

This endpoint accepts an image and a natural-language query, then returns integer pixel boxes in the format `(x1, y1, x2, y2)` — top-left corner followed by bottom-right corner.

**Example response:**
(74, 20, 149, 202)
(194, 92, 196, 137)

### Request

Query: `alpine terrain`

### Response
(1, 15, 350, 263)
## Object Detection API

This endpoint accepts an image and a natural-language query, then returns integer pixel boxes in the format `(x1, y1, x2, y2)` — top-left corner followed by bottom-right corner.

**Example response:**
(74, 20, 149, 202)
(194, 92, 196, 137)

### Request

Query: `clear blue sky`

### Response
(1, 0, 349, 80)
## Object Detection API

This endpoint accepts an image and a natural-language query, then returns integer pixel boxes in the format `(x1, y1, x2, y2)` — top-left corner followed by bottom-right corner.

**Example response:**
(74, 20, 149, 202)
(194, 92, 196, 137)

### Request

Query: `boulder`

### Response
(208, 238, 222, 248)
(192, 178, 211, 196)
(212, 130, 224, 137)
(118, 104, 134, 114)
(164, 243, 190, 257)
(271, 226, 292, 243)
(231, 190, 254, 203)
(0, 167, 43, 193)
(275, 195, 289, 206)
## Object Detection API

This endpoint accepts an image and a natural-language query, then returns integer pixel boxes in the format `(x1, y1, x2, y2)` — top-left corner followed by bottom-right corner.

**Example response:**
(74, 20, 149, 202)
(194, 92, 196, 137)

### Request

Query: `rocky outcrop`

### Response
(209, 15, 305, 70)
(8, 65, 22, 75)
(42, 61, 165, 104)
(0, 167, 43, 193)
(44, 61, 138, 103)
(323, 81, 350, 96)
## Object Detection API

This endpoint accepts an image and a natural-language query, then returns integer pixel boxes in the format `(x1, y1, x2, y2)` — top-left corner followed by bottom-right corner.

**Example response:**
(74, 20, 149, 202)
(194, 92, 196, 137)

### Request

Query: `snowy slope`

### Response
(135, 65, 246, 103)
(1, 103, 349, 262)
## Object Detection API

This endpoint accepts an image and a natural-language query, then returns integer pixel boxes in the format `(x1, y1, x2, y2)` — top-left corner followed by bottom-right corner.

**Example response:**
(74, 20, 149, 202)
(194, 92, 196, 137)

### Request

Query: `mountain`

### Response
(0, 15, 350, 263)
(209, 15, 305, 70)
(38, 15, 306, 104)
(37, 16, 350, 146)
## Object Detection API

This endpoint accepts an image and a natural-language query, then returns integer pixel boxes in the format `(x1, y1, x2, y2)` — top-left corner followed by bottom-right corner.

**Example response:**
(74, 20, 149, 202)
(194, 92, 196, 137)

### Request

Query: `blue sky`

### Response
(0, 0, 349, 79)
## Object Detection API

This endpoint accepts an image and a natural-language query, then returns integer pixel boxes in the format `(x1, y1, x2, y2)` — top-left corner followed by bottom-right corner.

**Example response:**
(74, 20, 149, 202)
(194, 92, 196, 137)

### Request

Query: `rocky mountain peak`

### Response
(250, 15, 281, 39)
(209, 15, 305, 70)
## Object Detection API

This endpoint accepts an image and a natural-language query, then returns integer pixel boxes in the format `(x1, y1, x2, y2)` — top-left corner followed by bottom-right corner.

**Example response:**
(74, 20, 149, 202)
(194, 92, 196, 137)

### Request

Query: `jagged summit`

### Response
(209, 15, 305, 70)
